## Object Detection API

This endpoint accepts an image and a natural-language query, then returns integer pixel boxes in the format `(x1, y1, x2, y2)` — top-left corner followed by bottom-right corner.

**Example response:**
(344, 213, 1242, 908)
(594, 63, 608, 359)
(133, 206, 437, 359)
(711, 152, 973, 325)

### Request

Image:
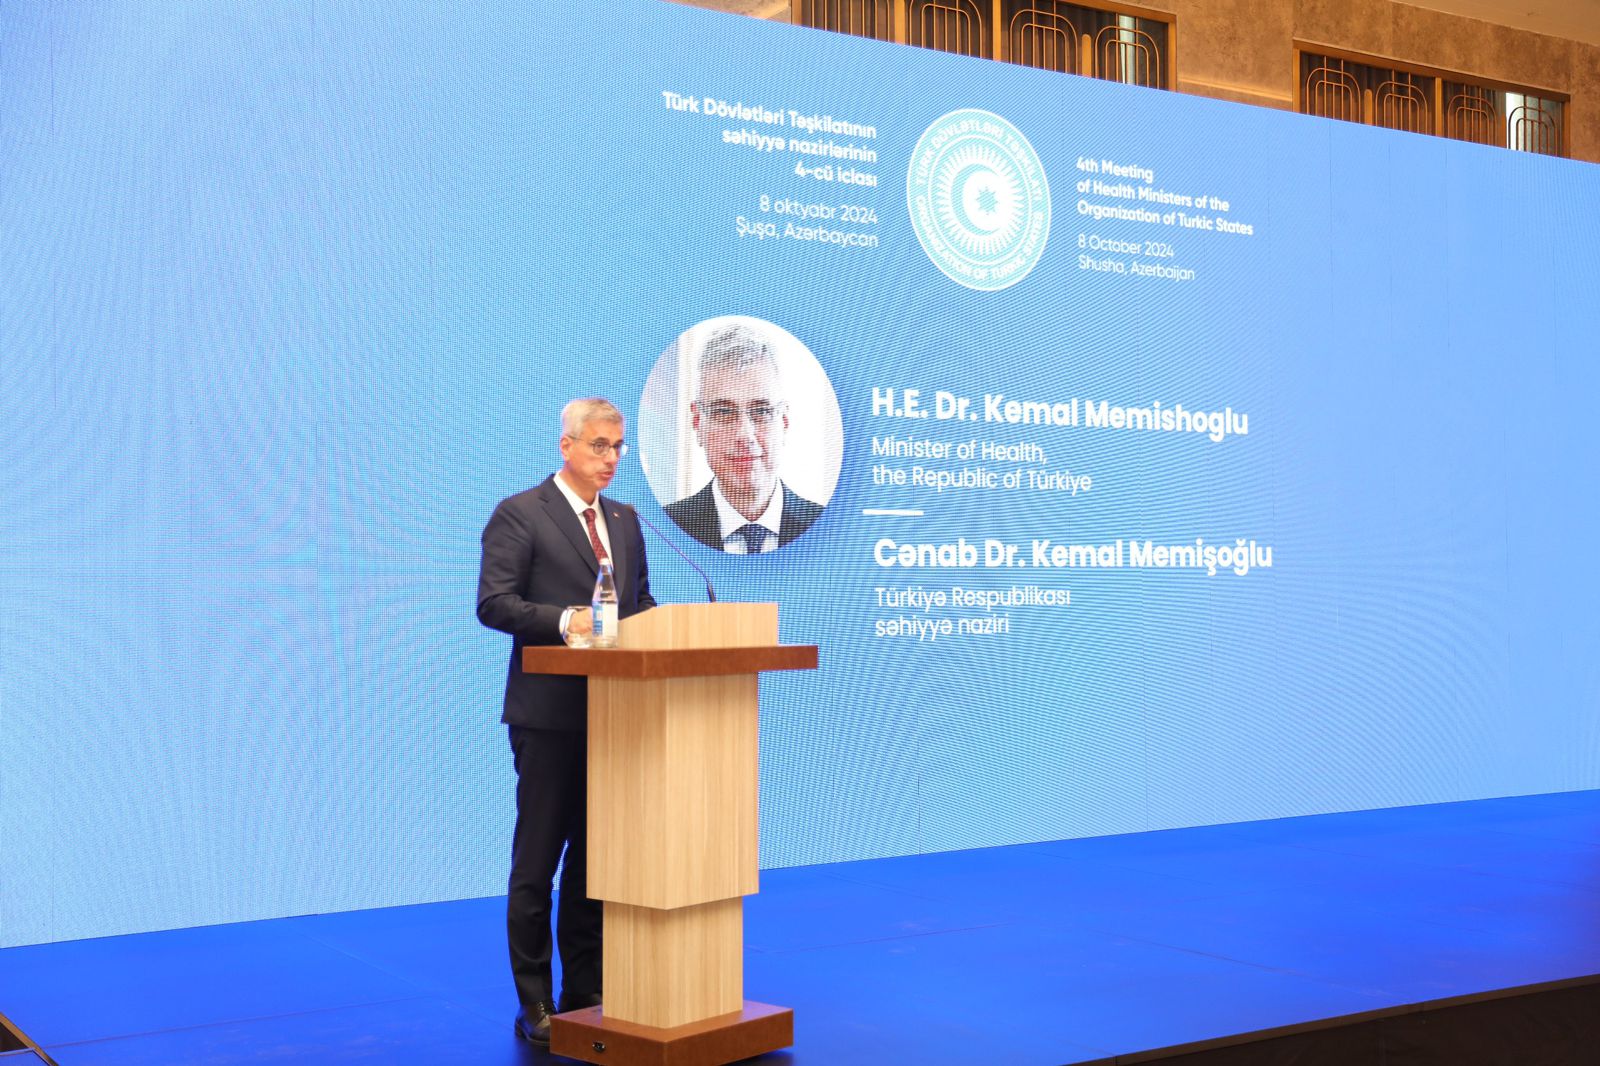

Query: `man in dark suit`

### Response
(476, 397, 655, 1046)
(665, 479, 822, 553)
(663, 323, 825, 553)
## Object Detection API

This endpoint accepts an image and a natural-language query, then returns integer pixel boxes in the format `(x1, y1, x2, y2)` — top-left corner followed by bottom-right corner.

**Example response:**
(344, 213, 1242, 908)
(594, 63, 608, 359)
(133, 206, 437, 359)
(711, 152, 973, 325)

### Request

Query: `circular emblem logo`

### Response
(907, 109, 1051, 291)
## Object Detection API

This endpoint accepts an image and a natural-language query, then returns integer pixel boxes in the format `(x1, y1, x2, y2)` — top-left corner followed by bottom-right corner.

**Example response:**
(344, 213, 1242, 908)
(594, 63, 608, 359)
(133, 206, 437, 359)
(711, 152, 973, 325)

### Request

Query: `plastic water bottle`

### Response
(590, 560, 619, 649)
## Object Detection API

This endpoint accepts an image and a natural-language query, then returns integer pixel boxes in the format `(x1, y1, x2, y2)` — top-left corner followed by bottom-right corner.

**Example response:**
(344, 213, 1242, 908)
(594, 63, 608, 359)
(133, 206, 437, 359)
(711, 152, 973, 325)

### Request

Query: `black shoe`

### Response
(514, 1001, 556, 1045)
(558, 991, 603, 1013)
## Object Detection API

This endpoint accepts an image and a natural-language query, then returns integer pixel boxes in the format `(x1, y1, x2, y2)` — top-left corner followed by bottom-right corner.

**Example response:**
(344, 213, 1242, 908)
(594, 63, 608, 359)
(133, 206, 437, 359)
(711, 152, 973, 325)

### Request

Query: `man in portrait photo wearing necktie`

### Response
(476, 397, 655, 1046)
(664, 323, 825, 554)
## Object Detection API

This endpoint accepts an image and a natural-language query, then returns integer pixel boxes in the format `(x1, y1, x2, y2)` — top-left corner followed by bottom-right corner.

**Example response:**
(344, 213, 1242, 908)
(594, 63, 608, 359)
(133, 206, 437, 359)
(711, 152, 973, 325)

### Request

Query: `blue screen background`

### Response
(3, 0, 1598, 947)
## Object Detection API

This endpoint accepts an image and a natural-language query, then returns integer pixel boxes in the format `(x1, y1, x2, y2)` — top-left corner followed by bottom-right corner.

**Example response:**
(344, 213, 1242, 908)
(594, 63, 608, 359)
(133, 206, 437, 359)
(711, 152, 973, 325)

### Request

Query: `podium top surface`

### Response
(522, 644, 818, 679)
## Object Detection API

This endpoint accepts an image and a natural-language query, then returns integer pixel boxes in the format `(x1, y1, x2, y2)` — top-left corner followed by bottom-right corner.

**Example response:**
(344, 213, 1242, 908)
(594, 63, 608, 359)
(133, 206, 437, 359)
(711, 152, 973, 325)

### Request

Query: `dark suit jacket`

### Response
(477, 475, 655, 730)
(663, 481, 824, 552)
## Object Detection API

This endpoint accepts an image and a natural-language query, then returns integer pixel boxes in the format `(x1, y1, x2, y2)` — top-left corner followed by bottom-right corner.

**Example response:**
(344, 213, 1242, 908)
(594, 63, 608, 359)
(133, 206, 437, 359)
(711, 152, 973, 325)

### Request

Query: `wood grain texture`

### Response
(561, 602, 796, 1041)
(589, 675, 759, 909)
(602, 898, 744, 1028)
(550, 1000, 794, 1066)
(622, 602, 777, 649)
(523, 644, 816, 678)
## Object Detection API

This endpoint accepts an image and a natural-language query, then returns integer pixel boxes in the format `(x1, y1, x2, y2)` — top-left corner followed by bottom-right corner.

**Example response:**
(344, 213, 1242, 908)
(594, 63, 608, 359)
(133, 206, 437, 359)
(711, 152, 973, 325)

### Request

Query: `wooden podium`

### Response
(521, 603, 817, 1066)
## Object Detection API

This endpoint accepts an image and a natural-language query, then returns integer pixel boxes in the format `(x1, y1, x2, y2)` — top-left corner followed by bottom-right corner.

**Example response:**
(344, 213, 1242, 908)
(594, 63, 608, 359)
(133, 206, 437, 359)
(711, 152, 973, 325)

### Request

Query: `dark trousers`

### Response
(507, 725, 602, 1008)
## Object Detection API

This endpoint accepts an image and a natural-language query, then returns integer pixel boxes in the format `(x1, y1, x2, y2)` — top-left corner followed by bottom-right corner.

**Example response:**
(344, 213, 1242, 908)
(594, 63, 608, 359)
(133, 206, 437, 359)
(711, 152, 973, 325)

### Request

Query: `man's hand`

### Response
(566, 607, 594, 637)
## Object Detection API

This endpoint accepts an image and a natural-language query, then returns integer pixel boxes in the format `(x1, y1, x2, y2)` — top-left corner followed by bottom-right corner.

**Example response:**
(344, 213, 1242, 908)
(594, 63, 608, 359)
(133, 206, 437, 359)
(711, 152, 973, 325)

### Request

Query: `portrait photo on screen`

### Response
(638, 315, 844, 555)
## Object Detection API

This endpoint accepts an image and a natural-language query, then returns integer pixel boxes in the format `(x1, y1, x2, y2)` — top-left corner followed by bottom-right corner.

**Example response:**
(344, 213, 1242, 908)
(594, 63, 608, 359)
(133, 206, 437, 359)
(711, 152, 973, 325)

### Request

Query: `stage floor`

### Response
(3, 790, 1598, 1065)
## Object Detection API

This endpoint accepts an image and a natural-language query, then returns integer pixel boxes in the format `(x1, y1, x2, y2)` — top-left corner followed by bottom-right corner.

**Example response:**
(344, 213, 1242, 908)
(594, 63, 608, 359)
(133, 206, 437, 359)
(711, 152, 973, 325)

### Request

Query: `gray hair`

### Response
(561, 397, 624, 437)
(695, 324, 783, 398)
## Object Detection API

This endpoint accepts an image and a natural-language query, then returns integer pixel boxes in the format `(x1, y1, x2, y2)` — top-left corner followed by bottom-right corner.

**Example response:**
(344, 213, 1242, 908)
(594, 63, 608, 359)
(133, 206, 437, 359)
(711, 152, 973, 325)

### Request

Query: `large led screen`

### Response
(3, 0, 1598, 947)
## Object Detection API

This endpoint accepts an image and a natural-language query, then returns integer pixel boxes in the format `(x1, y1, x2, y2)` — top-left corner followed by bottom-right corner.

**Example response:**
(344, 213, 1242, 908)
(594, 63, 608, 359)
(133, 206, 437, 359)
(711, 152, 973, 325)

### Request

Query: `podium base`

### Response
(550, 1001, 793, 1066)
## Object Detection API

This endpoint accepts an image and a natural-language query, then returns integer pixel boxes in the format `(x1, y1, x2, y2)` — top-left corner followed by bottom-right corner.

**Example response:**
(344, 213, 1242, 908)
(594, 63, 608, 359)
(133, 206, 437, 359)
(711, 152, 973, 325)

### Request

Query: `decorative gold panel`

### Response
(795, 0, 893, 41)
(1446, 85, 1502, 147)
(1510, 99, 1562, 156)
(1297, 48, 1564, 157)
(797, 0, 1171, 89)
(907, 0, 988, 59)
(1009, 8, 1082, 75)
(1095, 23, 1160, 89)
(1373, 77, 1431, 134)
(1303, 62, 1361, 124)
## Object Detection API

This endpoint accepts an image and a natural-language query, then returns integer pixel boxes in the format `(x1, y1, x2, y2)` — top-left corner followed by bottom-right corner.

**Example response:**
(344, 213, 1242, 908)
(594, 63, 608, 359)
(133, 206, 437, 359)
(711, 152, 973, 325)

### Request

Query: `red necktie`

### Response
(582, 508, 609, 565)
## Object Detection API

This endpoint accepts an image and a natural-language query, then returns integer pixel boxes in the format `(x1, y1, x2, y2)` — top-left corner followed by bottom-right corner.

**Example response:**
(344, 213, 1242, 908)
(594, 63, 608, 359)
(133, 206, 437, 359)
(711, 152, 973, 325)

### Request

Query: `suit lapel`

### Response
(537, 477, 600, 576)
(600, 495, 631, 598)
(777, 484, 803, 545)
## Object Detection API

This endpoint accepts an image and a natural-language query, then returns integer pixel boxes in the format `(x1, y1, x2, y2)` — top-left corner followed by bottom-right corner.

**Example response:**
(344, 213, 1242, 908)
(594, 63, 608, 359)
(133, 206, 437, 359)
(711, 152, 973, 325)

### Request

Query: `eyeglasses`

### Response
(699, 401, 785, 428)
(567, 435, 628, 459)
